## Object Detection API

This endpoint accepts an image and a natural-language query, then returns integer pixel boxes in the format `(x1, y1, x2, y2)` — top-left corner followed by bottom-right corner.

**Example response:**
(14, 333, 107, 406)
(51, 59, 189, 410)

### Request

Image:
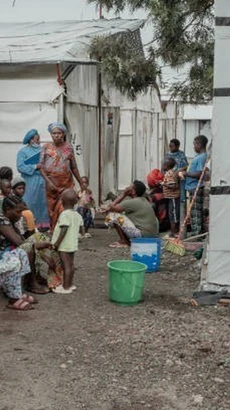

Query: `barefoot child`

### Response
(51, 189, 84, 294)
(162, 158, 180, 238)
(76, 176, 95, 238)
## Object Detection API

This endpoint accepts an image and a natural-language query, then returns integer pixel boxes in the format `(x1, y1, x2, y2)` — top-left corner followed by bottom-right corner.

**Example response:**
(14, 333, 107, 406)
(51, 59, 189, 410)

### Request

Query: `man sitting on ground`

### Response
(105, 180, 159, 248)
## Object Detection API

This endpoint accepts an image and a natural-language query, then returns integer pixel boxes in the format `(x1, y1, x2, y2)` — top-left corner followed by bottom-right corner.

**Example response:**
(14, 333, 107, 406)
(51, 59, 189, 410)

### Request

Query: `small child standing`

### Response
(162, 158, 180, 238)
(51, 188, 84, 294)
(76, 176, 95, 238)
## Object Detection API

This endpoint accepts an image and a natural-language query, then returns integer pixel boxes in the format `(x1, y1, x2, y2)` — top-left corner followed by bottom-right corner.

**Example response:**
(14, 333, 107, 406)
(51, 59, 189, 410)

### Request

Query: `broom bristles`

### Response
(164, 239, 186, 256)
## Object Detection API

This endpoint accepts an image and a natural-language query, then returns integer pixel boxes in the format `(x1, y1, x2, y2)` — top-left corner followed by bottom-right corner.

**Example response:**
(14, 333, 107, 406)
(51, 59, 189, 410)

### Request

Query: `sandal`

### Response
(28, 286, 50, 294)
(22, 294, 39, 304)
(7, 298, 34, 311)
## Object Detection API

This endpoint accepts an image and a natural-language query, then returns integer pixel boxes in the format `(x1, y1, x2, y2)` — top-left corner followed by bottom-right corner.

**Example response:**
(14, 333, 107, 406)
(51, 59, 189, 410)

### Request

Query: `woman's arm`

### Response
(183, 171, 202, 179)
(17, 150, 37, 176)
(0, 225, 23, 247)
(39, 167, 58, 192)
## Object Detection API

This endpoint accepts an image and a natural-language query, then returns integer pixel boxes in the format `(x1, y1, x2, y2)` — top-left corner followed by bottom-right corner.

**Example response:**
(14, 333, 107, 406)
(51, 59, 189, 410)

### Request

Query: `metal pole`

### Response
(97, 61, 102, 206)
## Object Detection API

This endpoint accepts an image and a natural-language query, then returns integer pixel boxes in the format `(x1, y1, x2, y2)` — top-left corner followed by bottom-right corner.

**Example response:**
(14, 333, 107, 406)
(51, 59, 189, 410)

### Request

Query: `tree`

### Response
(88, 0, 214, 103)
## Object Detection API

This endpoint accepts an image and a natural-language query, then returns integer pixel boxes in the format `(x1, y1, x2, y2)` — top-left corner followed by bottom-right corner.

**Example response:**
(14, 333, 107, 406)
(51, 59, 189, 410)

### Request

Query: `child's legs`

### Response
(84, 208, 93, 233)
(77, 207, 88, 233)
(168, 198, 180, 235)
(59, 252, 75, 289)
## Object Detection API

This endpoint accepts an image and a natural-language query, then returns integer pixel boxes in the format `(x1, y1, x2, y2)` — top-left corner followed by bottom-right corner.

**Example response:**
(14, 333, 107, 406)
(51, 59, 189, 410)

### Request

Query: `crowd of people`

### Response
(147, 135, 209, 238)
(0, 122, 209, 311)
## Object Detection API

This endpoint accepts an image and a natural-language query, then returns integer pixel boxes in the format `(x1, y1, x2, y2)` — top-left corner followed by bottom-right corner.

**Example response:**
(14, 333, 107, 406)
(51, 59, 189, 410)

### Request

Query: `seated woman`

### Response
(105, 180, 159, 248)
(0, 195, 63, 294)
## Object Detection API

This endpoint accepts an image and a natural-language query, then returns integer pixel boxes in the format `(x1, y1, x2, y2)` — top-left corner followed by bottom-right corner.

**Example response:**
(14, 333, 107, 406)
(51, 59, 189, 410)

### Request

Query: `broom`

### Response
(164, 158, 209, 256)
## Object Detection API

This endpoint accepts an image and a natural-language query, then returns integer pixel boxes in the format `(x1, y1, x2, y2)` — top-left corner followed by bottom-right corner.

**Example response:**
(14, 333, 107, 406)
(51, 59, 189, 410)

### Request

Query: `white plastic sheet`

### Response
(65, 102, 99, 204)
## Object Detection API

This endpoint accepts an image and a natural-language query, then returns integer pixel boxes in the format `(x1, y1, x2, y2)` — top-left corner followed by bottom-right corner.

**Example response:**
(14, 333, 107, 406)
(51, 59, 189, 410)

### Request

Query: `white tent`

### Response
(0, 19, 213, 203)
(0, 18, 145, 203)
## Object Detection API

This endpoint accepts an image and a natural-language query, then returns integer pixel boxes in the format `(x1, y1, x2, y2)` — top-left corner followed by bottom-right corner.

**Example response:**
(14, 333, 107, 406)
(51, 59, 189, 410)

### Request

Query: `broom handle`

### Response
(176, 158, 209, 243)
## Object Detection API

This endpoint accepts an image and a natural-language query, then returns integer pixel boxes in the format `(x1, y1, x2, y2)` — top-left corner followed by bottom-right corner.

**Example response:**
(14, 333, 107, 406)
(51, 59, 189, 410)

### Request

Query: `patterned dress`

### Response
(0, 215, 63, 290)
(0, 249, 30, 299)
(0, 215, 31, 299)
(39, 142, 76, 230)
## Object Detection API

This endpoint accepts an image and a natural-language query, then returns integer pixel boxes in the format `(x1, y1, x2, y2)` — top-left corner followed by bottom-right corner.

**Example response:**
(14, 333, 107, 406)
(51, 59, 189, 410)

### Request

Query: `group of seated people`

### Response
(0, 134, 209, 311)
(105, 135, 209, 246)
(0, 165, 85, 310)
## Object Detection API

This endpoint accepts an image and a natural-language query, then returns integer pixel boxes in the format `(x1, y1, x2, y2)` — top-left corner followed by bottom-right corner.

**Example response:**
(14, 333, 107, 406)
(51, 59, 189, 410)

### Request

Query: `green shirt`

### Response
(51, 209, 83, 252)
(121, 197, 159, 237)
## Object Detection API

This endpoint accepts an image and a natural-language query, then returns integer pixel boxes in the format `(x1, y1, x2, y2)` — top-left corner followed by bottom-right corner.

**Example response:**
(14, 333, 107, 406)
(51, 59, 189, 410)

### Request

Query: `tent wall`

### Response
(65, 64, 98, 106)
(101, 107, 120, 198)
(0, 61, 213, 201)
(65, 102, 99, 203)
(0, 64, 61, 174)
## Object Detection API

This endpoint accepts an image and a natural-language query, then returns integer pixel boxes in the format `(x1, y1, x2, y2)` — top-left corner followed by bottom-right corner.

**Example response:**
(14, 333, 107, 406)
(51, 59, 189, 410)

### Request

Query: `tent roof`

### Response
(0, 19, 145, 65)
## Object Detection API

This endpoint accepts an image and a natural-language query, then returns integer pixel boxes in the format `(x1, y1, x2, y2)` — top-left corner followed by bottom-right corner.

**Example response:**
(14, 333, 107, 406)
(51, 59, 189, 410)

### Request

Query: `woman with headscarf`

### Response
(17, 129, 50, 230)
(39, 122, 82, 230)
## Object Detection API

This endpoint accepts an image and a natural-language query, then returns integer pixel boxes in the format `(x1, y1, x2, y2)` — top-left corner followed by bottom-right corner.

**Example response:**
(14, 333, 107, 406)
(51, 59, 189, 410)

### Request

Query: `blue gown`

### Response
(17, 145, 50, 228)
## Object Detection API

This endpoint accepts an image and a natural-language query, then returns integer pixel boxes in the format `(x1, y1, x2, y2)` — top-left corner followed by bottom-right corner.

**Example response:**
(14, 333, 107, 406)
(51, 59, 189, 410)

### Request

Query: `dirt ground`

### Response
(0, 228, 230, 410)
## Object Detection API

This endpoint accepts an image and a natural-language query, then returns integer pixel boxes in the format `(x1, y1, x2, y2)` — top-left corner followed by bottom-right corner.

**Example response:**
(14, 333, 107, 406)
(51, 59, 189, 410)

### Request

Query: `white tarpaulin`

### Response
(0, 102, 57, 174)
(135, 111, 153, 181)
(0, 102, 57, 143)
(0, 78, 63, 103)
(65, 103, 99, 203)
(101, 107, 120, 198)
(0, 19, 145, 64)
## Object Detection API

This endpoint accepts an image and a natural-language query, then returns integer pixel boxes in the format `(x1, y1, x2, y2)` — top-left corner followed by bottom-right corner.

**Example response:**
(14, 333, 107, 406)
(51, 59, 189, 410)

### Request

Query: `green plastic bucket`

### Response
(107, 260, 147, 305)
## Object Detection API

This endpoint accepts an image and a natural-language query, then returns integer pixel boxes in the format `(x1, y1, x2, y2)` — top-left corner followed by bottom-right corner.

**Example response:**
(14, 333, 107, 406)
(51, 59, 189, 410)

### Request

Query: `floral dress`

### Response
(39, 142, 76, 230)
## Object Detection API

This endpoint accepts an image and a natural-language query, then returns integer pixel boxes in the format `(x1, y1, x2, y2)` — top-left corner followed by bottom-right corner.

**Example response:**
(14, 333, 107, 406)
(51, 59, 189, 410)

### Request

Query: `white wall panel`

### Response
(184, 120, 199, 159)
(134, 111, 153, 182)
(207, 251, 230, 286)
(66, 65, 98, 106)
(65, 102, 99, 203)
(0, 102, 57, 143)
(118, 135, 132, 190)
(0, 78, 63, 103)
(0, 143, 23, 176)
(216, 2, 230, 15)
(214, 27, 230, 88)
(209, 195, 230, 251)
(211, 97, 230, 186)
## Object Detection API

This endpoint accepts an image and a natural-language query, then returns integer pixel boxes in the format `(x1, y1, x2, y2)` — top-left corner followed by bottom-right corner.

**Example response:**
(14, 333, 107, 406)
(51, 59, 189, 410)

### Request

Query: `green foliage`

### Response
(90, 34, 161, 99)
(88, 0, 214, 103)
